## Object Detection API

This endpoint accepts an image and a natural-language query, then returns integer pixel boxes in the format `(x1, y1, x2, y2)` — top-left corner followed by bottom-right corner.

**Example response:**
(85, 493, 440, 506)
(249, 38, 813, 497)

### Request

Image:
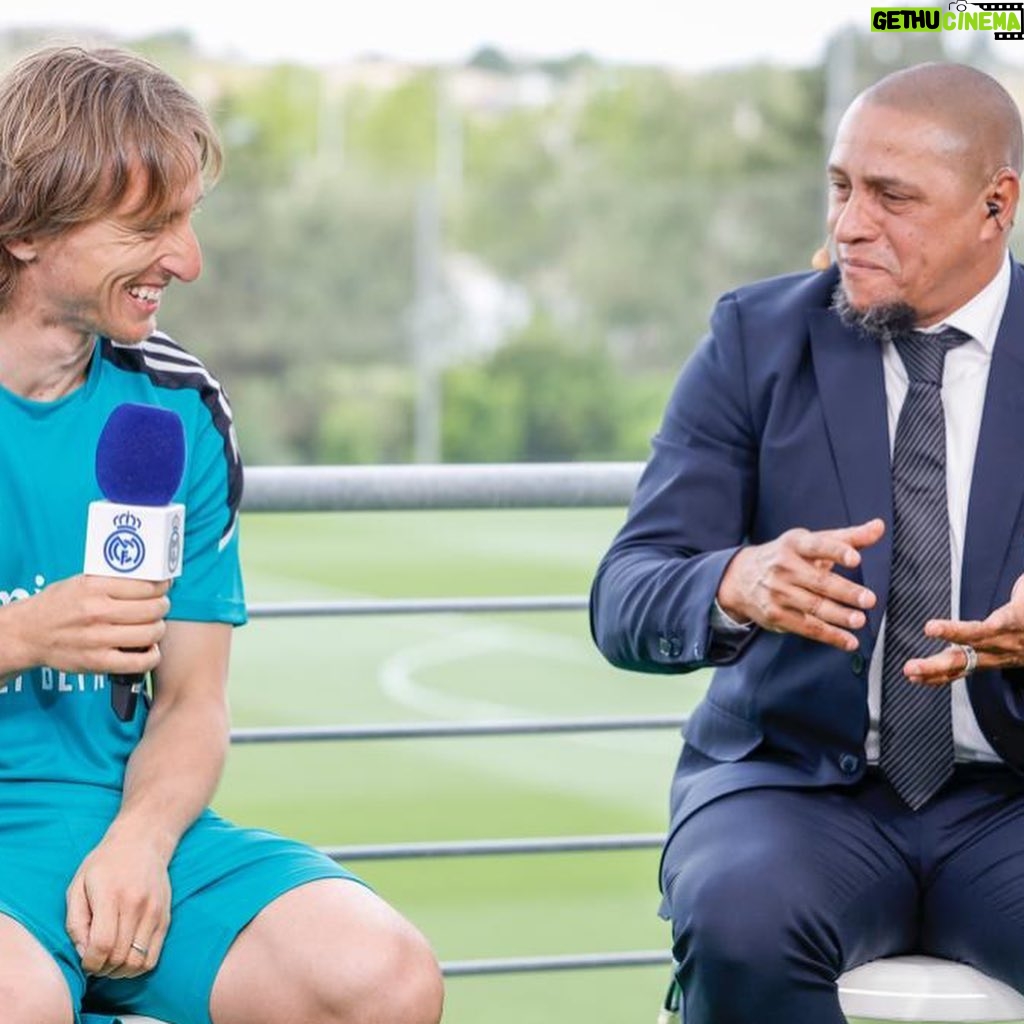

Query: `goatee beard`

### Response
(832, 286, 918, 345)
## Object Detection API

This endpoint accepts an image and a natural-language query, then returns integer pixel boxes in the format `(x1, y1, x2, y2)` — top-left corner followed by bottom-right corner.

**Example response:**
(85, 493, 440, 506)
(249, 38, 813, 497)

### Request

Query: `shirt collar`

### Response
(922, 251, 1010, 354)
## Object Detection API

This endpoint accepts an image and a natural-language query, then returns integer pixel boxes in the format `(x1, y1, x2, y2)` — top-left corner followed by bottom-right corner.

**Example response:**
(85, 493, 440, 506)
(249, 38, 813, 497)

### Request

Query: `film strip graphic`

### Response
(972, 1, 1024, 39)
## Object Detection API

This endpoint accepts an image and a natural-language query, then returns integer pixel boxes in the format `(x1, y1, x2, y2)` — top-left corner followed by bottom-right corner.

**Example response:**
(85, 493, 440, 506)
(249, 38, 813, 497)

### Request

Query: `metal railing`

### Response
(235, 461, 681, 978)
(243, 462, 644, 512)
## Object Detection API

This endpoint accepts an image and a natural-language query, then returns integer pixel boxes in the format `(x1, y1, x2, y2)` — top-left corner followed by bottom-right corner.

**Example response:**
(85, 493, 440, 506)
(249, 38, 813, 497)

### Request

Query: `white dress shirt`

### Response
(712, 254, 1011, 763)
(865, 254, 1010, 763)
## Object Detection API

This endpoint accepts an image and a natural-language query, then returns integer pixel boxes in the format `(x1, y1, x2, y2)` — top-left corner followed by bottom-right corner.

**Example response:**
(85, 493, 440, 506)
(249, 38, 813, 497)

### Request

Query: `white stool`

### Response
(838, 956, 1024, 1022)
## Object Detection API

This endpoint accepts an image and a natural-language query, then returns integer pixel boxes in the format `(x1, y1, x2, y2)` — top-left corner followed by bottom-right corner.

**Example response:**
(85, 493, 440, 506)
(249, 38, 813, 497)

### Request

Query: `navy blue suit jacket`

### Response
(590, 261, 1024, 843)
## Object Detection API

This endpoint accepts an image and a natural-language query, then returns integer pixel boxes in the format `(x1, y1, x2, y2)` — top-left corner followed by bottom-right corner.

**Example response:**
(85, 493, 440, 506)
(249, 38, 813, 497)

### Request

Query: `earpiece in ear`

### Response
(986, 200, 1005, 232)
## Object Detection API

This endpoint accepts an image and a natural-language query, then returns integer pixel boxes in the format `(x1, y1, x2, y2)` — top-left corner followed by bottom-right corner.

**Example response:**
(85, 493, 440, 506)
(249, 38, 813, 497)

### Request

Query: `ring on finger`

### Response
(954, 643, 978, 676)
(130, 941, 149, 956)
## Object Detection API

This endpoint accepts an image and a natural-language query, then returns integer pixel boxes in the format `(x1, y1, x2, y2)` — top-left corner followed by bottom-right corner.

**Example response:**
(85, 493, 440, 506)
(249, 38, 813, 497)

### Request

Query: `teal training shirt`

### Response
(0, 331, 246, 791)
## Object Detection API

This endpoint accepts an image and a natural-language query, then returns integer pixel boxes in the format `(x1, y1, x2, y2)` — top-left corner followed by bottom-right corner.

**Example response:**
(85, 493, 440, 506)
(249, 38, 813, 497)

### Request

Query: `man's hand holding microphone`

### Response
(0, 403, 184, 706)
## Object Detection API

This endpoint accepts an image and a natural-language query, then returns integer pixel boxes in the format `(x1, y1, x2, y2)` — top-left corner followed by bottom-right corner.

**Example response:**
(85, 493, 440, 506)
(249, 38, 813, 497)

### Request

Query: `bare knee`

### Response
(386, 923, 444, 1024)
(0, 976, 72, 1024)
(0, 916, 73, 1024)
(321, 916, 444, 1024)
(212, 880, 443, 1024)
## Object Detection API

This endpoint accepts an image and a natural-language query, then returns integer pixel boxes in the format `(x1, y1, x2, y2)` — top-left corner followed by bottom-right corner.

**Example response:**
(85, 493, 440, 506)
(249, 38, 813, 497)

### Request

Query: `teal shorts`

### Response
(0, 782, 363, 1024)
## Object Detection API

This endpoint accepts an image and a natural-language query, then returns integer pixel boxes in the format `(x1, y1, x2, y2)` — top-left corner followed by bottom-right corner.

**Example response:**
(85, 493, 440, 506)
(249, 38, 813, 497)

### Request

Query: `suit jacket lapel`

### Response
(961, 261, 1024, 618)
(809, 307, 893, 638)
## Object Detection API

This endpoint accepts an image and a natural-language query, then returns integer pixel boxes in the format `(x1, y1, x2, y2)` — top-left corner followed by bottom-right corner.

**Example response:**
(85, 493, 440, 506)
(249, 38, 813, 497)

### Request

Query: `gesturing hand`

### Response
(716, 518, 884, 652)
(902, 573, 1024, 685)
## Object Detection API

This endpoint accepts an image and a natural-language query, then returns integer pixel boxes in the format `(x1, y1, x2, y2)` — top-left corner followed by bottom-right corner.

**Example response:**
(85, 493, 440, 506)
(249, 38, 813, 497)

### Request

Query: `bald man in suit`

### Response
(591, 62, 1024, 1022)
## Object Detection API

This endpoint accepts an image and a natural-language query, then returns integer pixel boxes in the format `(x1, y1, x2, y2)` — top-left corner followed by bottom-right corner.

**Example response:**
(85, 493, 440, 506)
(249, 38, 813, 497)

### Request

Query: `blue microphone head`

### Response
(95, 403, 187, 506)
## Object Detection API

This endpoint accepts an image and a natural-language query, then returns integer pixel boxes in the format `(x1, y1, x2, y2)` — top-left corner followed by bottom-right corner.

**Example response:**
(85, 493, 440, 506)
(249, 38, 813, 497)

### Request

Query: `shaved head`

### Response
(826, 61, 1022, 326)
(857, 62, 1022, 184)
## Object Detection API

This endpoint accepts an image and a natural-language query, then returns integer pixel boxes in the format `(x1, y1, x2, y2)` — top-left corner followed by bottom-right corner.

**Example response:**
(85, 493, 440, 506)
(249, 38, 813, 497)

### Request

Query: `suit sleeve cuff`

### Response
(710, 599, 754, 634)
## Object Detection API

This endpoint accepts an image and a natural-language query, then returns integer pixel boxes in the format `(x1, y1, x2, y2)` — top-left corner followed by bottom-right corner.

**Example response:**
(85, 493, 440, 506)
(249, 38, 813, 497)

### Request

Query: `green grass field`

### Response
(209, 508, 711, 1023)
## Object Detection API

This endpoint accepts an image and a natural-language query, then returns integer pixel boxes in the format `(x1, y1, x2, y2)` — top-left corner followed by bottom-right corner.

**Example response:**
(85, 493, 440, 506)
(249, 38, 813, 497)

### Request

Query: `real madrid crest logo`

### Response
(103, 511, 146, 573)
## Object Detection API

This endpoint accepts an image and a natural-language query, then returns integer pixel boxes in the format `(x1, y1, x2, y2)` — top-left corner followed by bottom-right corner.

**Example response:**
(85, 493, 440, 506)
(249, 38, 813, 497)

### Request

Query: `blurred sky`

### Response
(0, 0, 920, 68)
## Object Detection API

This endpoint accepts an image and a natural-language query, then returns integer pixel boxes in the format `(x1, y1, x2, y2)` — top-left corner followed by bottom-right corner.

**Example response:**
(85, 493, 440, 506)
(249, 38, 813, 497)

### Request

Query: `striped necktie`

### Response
(879, 326, 970, 810)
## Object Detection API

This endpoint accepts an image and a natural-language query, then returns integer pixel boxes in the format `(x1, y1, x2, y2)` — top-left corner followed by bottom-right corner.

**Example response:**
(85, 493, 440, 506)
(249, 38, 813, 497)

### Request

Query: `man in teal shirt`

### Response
(0, 44, 443, 1024)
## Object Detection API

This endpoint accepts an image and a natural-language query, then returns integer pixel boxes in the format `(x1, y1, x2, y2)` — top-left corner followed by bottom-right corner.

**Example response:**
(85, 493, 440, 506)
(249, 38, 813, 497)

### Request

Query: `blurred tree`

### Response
(442, 317, 622, 461)
(317, 366, 415, 464)
(160, 175, 417, 462)
(343, 71, 441, 179)
(162, 175, 415, 368)
(449, 62, 827, 373)
(31, 25, 975, 465)
(467, 46, 515, 74)
(216, 64, 323, 186)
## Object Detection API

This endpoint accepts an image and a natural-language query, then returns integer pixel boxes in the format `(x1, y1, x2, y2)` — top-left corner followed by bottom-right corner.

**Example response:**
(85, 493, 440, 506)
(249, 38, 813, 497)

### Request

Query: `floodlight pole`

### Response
(412, 181, 442, 464)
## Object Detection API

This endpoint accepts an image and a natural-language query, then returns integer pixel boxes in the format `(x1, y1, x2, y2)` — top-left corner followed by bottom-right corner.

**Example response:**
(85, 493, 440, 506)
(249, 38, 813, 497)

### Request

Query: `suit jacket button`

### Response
(658, 637, 672, 657)
(839, 753, 860, 775)
(850, 653, 866, 676)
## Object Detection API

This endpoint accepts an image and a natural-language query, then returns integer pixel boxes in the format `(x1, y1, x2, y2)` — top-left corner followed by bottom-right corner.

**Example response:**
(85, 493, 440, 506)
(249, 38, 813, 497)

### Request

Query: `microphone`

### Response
(83, 404, 187, 721)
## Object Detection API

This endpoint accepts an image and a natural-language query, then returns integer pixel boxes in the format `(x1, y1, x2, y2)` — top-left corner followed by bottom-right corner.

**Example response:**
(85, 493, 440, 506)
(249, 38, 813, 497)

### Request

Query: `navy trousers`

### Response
(660, 765, 1024, 1024)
